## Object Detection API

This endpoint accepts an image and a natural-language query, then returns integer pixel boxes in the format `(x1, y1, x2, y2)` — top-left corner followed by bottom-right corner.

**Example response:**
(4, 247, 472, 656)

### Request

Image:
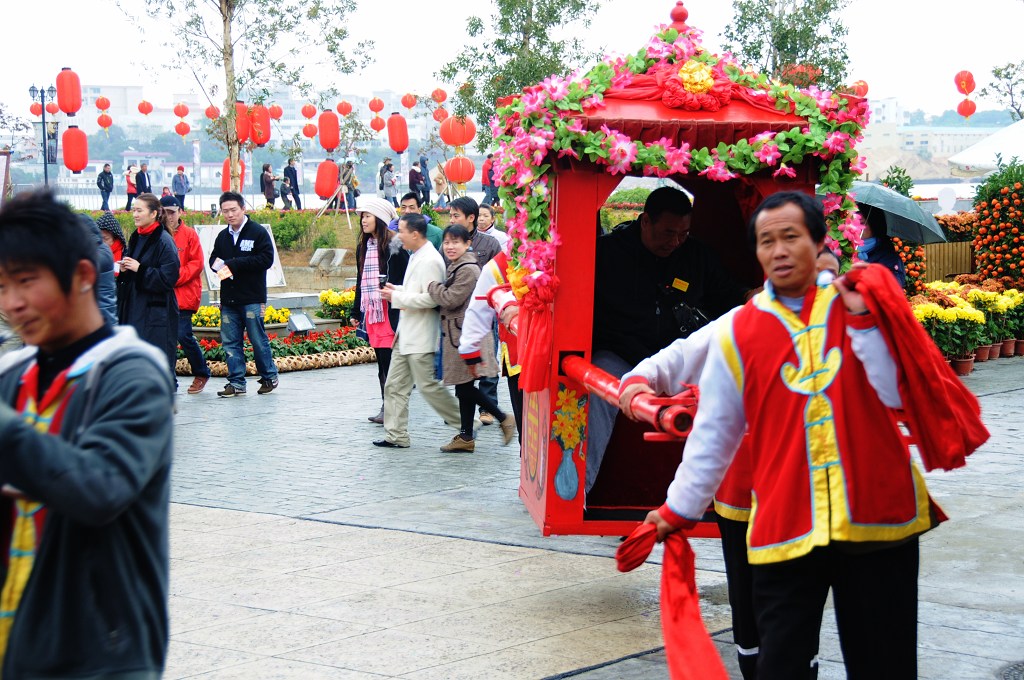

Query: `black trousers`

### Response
(751, 539, 919, 680)
(717, 516, 759, 680)
(507, 372, 523, 444)
(455, 380, 506, 438)
(374, 347, 392, 400)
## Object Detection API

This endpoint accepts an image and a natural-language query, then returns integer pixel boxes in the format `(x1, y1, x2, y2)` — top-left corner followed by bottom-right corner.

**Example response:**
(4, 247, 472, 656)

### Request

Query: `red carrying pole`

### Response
(561, 355, 697, 441)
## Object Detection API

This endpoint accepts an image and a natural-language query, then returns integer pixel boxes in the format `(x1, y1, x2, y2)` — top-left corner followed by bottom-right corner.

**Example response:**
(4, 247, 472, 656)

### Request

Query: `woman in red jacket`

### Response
(160, 195, 211, 393)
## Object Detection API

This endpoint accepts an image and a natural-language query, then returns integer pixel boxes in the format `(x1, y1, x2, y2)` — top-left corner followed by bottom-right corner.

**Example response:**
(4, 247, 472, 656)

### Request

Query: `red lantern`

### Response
(205, 105, 220, 120)
(97, 113, 113, 135)
(46, 102, 60, 115)
(368, 97, 384, 113)
(301, 103, 317, 119)
(302, 123, 318, 138)
(250, 104, 272, 146)
(221, 158, 246, 192)
(387, 112, 409, 154)
(138, 100, 153, 115)
(268, 104, 283, 120)
(174, 121, 191, 140)
(56, 68, 82, 117)
(318, 111, 340, 152)
(431, 88, 447, 104)
(370, 116, 386, 132)
(336, 100, 353, 116)
(30, 102, 42, 117)
(173, 102, 190, 119)
(851, 80, 869, 98)
(95, 96, 111, 111)
(315, 160, 340, 200)
(439, 116, 477, 147)
(954, 70, 976, 96)
(433, 107, 449, 123)
(62, 126, 88, 174)
(444, 156, 475, 184)
(235, 101, 250, 144)
(957, 98, 977, 120)
(401, 93, 417, 110)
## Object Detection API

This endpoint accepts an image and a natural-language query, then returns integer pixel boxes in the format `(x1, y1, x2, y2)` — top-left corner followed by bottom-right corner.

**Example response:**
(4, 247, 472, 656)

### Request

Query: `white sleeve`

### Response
(458, 263, 499, 356)
(847, 325, 902, 408)
(663, 322, 747, 522)
(623, 308, 739, 394)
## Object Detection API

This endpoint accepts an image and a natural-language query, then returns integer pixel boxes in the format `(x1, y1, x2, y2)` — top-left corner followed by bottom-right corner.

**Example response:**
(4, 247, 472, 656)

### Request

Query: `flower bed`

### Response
(176, 327, 373, 376)
(190, 305, 289, 328)
(317, 288, 356, 321)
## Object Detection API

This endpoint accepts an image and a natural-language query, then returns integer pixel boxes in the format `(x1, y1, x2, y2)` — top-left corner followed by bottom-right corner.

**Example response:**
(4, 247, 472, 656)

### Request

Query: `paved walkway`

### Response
(167, 358, 1024, 679)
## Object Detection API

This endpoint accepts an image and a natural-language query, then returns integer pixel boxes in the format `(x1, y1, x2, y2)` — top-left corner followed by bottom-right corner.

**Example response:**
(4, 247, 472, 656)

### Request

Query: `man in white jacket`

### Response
(375, 213, 460, 447)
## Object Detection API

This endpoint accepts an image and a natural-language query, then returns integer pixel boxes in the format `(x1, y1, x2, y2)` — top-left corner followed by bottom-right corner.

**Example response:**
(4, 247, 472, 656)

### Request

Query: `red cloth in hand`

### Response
(517, 276, 558, 393)
(843, 265, 989, 471)
(615, 524, 728, 680)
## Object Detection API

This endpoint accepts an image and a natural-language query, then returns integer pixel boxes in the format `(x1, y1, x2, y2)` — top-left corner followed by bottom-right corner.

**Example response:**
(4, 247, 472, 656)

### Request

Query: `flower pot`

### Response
(1016, 339, 1024, 356)
(975, 345, 991, 362)
(1001, 338, 1016, 357)
(950, 357, 975, 376)
(990, 342, 1002, 359)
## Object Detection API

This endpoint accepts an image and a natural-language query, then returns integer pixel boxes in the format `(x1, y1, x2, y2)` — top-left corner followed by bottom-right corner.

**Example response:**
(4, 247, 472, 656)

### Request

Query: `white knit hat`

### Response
(352, 196, 398, 226)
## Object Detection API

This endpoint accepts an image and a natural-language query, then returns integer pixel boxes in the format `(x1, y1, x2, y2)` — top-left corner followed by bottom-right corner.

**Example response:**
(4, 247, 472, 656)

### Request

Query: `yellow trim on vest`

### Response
(718, 321, 744, 394)
(714, 500, 751, 522)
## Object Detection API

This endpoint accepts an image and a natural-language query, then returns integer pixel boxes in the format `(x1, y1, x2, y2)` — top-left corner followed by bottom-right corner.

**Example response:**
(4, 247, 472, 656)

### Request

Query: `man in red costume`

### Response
(646, 191, 956, 678)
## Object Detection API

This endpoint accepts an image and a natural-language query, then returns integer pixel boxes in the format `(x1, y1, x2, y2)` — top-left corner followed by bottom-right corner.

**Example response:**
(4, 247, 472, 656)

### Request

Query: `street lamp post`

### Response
(29, 84, 57, 186)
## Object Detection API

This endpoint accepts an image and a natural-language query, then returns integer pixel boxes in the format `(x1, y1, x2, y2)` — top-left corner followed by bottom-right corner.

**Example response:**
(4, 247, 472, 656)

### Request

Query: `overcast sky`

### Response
(3, 0, 1020, 119)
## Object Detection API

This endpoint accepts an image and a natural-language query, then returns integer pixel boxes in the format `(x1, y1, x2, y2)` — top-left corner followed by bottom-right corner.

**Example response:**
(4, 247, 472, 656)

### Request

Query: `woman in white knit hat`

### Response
(350, 197, 409, 423)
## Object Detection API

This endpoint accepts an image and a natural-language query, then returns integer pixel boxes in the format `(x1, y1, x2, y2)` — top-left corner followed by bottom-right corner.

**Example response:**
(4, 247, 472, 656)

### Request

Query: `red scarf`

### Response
(617, 524, 728, 679)
(135, 222, 159, 236)
(844, 264, 989, 471)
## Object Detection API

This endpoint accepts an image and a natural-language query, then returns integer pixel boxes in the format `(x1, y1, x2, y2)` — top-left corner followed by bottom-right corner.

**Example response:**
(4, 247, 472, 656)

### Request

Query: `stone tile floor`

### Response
(167, 358, 1024, 679)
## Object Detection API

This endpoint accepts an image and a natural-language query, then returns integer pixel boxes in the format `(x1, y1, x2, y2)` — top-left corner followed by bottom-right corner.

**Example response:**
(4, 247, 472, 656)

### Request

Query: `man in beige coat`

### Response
(374, 213, 461, 447)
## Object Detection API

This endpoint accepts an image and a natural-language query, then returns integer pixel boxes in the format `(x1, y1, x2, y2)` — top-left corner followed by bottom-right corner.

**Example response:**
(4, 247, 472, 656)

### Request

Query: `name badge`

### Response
(240, 239, 254, 252)
(672, 278, 689, 292)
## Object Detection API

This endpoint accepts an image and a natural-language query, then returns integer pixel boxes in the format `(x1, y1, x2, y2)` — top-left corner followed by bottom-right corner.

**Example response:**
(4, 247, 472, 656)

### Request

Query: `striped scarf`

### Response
(0, 364, 77, 665)
(360, 237, 386, 325)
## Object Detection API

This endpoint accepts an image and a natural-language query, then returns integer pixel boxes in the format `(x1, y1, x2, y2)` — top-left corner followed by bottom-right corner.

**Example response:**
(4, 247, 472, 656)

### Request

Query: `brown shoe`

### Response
(499, 414, 517, 446)
(478, 412, 496, 426)
(187, 376, 209, 395)
(440, 434, 475, 452)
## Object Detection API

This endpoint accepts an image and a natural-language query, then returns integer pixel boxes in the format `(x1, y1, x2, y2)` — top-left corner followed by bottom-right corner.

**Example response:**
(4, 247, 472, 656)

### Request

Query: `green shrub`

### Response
(312, 228, 338, 250)
(607, 187, 652, 204)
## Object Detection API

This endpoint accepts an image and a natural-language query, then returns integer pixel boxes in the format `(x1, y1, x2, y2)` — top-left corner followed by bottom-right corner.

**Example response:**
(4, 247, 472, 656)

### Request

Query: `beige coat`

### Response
(428, 252, 497, 385)
(389, 241, 446, 355)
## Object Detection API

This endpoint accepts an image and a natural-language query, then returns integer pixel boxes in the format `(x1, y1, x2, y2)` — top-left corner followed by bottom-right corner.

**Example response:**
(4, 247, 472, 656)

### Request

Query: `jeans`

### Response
(220, 303, 278, 389)
(125, 193, 135, 210)
(100, 190, 111, 211)
(178, 310, 210, 379)
(175, 194, 186, 209)
(291, 188, 302, 209)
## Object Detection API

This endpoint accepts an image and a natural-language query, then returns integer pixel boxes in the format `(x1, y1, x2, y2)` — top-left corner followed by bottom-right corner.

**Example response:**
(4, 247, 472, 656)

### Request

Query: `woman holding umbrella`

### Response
(857, 207, 907, 287)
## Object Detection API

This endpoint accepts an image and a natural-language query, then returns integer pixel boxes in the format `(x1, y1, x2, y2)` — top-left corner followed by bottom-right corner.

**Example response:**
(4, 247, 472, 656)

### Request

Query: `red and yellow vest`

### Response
(723, 285, 937, 564)
(490, 252, 520, 376)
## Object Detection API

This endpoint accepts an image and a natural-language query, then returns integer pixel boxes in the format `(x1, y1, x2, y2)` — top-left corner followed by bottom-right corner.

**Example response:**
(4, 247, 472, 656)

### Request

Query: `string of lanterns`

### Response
(954, 70, 977, 121)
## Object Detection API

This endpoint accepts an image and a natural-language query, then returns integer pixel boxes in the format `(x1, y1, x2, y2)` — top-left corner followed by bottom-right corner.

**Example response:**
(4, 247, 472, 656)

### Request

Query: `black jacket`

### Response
(96, 170, 114, 193)
(283, 165, 299, 191)
(209, 218, 274, 306)
(116, 226, 180, 370)
(353, 240, 410, 331)
(79, 214, 118, 327)
(134, 170, 152, 195)
(0, 330, 173, 680)
(593, 220, 748, 366)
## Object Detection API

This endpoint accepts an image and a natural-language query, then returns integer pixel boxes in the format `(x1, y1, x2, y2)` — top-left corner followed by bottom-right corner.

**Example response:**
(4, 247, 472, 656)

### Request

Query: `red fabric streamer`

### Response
(517, 276, 559, 393)
(843, 265, 990, 471)
(615, 524, 728, 680)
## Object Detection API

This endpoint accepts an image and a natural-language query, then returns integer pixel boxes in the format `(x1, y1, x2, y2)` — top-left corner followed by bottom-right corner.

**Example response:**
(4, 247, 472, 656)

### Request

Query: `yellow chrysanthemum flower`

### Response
(679, 60, 715, 94)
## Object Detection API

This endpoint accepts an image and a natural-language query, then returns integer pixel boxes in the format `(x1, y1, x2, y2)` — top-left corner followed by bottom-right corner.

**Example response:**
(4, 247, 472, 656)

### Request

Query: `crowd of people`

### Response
(0, 174, 986, 678)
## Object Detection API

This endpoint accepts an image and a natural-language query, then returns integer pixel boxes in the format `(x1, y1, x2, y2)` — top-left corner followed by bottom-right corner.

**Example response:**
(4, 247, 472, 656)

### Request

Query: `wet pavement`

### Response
(167, 357, 1024, 679)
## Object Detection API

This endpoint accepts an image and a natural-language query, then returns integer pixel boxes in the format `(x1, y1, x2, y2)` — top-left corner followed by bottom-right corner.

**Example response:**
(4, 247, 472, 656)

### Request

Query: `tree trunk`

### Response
(221, 0, 241, 192)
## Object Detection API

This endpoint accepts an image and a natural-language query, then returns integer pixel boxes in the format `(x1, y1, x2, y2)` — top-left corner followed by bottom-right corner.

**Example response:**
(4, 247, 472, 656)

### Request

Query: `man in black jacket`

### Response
(209, 191, 279, 396)
(135, 162, 152, 195)
(283, 158, 301, 209)
(0, 189, 172, 679)
(96, 163, 114, 210)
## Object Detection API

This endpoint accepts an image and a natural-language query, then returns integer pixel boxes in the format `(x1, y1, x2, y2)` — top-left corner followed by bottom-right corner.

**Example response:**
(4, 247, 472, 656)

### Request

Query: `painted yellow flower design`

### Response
(551, 386, 587, 454)
(679, 60, 715, 94)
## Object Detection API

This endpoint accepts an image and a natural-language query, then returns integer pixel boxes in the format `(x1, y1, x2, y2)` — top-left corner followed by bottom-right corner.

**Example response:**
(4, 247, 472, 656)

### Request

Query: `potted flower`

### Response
(314, 288, 356, 331)
(913, 302, 985, 375)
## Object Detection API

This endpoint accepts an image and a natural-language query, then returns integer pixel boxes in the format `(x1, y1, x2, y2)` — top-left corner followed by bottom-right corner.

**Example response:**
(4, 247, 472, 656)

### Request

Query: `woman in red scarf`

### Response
(115, 193, 181, 373)
(351, 198, 408, 423)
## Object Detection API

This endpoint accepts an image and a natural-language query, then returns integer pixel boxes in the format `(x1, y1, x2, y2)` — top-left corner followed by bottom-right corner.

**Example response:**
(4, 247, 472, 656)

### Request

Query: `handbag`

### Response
(354, 188, 361, 197)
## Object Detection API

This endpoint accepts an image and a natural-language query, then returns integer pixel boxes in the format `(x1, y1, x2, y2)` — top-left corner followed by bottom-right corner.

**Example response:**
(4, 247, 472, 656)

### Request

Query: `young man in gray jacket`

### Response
(0, 190, 172, 679)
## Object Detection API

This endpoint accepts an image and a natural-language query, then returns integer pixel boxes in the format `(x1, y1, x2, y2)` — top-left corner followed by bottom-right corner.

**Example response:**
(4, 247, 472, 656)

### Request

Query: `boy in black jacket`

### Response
(209, 191, 280, 396)
(0, 190, 172, 678)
